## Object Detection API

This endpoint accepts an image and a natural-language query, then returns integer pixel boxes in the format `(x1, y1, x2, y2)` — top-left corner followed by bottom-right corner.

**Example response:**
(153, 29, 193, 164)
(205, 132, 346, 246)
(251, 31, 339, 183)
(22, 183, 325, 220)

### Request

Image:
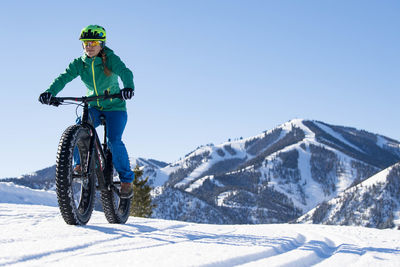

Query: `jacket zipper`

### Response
(91, 58, 101, 109)
(107, 88, 112, 102)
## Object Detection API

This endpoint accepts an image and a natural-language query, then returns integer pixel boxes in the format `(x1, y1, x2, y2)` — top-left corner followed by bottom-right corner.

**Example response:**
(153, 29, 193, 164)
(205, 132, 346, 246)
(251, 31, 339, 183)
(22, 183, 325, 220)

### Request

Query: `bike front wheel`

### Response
(55, 125, 96, 225)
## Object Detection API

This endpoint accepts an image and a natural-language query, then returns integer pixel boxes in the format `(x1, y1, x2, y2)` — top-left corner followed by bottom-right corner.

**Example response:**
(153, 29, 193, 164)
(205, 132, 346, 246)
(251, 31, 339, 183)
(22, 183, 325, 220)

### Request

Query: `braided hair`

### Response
(100, 49, 112, 77)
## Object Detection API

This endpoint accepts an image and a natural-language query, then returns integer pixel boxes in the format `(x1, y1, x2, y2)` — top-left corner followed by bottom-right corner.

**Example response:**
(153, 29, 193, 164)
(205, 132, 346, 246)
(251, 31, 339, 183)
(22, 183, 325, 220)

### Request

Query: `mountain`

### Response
(149, 119, 400, 224)
(0, 165, 57, 190)
(2, 119, 400, 226)
(0, 158, 168, 190)
(296, 162, 400, 229)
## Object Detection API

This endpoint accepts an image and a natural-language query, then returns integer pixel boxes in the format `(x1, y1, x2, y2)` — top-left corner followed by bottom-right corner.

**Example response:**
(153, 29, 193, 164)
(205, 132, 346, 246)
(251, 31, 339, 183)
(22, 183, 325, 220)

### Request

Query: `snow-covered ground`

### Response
(1, 207, 400, 265)
(1, 183, 400, 266)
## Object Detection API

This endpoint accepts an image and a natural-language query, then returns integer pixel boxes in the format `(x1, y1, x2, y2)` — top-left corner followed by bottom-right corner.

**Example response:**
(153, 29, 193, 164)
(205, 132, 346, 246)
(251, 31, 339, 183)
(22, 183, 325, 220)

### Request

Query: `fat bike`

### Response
(49, 93, 131, 225)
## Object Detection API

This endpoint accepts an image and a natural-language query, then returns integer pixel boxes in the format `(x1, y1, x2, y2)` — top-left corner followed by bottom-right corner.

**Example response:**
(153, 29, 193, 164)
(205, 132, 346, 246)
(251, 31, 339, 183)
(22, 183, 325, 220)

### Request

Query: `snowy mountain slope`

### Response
(151, 187, 230, 224)
(0, 182, 58, 207)
(3, 118, 400, 226)
(150, 119, 400, 224)
(0, 157, 168, 190)
(0, 165, 57, 190)
(296, 162, 400, 229)
(131, 157, 170, 187)
(1, 202, 400, 267)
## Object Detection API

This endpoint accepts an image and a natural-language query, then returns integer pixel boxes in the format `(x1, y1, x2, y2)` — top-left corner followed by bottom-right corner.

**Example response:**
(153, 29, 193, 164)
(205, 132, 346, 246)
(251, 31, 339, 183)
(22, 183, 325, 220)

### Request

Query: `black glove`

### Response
(39, 92, 52, 105)
(121, 88, 134, 100)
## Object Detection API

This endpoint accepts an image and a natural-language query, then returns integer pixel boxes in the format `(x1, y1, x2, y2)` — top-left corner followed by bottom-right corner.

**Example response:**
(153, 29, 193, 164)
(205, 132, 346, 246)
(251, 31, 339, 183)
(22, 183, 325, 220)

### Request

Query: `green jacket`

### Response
(46, 47, 134, 111)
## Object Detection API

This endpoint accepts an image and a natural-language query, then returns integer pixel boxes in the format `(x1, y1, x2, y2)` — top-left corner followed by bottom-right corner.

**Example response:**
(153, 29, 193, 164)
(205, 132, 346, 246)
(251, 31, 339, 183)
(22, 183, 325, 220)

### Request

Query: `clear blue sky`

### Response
(0, 0, 399, 178)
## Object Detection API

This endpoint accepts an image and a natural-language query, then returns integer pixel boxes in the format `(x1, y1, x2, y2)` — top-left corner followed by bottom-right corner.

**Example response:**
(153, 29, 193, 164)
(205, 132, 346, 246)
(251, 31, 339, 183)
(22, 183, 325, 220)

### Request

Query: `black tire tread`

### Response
(55, 125, 95, 225)
(100, 150, 131, 224)
(100, 189, 131, 224)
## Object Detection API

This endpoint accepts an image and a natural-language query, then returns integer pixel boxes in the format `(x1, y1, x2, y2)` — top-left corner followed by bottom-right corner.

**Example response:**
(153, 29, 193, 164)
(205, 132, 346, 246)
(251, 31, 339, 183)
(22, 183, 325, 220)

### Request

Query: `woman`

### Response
(39, 25, 135, 198)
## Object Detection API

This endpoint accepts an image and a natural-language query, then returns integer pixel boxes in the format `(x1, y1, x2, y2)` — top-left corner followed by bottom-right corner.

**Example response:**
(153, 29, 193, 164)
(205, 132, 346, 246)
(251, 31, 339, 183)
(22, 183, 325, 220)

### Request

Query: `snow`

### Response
(174, 141, 250, 189)
(253, 119, 369, 213)
(359, 165, 391, 188)
(175, 151, 214, 188)
(1, 203, 400, 266)
(1, 183, 400, 266)
(149, 168, 170, 187)
(375, 135, 400, 151)
(376, 135, 389, 148)
(287, 119, 316, 140)
(185, 175, 222, 193)
(0, 182, 58, 207)
(314, 121, 363, 153)
(394, 210, 400, 227)
(296, 146, 326, 210)
(216, 190, 237, 207)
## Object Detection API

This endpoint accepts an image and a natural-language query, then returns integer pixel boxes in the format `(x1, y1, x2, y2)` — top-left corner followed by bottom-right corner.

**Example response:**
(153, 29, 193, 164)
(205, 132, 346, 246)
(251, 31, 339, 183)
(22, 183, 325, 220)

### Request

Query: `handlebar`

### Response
(50, 92, 122, 106)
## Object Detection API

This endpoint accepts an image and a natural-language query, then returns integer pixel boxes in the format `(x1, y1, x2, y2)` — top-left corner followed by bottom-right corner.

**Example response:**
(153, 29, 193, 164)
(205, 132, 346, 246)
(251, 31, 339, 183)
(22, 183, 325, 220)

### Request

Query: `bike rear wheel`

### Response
(55, 125, 96, 225)
(100, 150, 131, 224)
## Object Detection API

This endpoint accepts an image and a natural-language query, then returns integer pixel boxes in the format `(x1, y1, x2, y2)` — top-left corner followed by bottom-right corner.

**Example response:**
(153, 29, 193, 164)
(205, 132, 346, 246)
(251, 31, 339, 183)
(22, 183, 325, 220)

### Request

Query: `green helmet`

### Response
(79, 25, 106, 41)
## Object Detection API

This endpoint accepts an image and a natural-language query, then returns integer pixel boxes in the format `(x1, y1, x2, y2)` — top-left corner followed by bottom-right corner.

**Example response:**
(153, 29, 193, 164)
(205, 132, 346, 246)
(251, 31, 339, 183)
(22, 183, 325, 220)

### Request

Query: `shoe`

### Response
(120, 182, 133, 199)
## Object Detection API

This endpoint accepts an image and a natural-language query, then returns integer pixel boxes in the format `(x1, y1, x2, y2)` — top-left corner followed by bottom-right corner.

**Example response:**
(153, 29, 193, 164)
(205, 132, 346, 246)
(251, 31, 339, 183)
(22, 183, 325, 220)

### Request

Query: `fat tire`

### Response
(55, 125, 95, 225)
(100, 150, 131, 224)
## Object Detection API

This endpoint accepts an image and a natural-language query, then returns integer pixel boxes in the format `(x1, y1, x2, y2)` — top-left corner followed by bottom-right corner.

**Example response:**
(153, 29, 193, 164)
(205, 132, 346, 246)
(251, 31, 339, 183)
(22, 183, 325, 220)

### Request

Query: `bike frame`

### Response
(52, 93, 122, 194)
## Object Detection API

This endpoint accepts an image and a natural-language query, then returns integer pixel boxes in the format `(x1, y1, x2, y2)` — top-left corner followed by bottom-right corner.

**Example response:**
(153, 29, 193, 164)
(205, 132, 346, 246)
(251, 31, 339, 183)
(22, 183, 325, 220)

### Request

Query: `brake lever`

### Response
(49, 97, 62, 107)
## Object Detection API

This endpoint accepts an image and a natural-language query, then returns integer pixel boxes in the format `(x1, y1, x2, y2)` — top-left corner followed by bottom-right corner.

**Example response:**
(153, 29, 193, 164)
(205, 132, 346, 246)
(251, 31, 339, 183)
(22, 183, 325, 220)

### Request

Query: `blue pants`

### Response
(74, 108, 135, 183)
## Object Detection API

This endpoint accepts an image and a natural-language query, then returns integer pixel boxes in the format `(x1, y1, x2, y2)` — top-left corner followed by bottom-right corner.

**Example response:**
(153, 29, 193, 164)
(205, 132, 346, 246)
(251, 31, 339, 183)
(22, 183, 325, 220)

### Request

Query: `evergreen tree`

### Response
(130, 165, 155, 217)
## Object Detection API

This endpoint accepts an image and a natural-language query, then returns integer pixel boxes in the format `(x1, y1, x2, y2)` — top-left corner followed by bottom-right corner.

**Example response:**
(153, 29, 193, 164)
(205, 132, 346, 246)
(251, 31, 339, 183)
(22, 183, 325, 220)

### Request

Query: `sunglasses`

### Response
(82, 40, 102, 47)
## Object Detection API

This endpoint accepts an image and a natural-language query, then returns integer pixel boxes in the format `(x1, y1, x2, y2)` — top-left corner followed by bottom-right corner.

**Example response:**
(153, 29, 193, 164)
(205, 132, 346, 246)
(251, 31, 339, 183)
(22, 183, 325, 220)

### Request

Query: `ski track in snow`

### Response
(1, 204, 400, 267)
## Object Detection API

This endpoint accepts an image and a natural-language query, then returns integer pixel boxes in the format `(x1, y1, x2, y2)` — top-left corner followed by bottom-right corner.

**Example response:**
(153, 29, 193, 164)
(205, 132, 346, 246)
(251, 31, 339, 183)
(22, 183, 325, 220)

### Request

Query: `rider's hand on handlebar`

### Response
(39, 92, 52, 105)
(121, 88, 134, 100)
